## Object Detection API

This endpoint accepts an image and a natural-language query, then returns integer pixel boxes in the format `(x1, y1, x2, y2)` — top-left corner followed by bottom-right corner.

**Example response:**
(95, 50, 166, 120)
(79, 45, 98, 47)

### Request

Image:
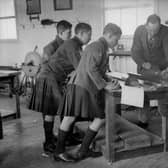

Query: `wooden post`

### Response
(105, 92, 117, 163)
(162, 116, 168, 152)
(0, 113, 3, 139)
(14, 75, 21, 118)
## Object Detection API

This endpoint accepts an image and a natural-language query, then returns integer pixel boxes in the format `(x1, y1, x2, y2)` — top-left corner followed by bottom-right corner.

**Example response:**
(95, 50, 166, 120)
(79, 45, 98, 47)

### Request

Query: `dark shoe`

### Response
(42, 142, 56, 156)
(53, 152, 76, 162)
(72, 148, 102, 161)
(66, 134, 82, 146)
(137, 122, 149, 129)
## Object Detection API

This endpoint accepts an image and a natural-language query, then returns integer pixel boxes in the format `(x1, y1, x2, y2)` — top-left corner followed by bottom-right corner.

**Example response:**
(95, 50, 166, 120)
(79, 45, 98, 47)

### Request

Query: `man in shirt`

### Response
(132, 14, 168, 128)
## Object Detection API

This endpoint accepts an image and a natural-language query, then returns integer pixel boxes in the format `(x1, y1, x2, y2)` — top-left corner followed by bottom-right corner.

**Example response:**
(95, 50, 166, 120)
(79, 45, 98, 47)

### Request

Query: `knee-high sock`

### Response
(55, 129, 69, 154)
(79, 128, 97, 155)
(43, 120, 54, 144)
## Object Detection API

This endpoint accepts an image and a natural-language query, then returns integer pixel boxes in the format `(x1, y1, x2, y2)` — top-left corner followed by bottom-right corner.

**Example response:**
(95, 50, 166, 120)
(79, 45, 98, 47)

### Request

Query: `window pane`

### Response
(105, 9, 120, 26)
(121, 8, 136, 35)
(104, 0, 154, 36)
(0, 18, 17, 39)
(105, 0, 136, 8)
(0, 0, 15, 17)
(137, 6, 154, 26)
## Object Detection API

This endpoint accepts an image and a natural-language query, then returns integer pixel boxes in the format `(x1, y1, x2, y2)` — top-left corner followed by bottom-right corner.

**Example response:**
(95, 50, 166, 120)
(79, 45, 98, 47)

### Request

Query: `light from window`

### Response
(104, 0, 154, 36)
(0, 0, 17, 40)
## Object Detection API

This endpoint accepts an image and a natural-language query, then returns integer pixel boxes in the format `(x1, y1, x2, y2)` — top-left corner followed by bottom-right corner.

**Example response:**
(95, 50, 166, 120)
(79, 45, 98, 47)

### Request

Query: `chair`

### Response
(19, 46, 42, 106)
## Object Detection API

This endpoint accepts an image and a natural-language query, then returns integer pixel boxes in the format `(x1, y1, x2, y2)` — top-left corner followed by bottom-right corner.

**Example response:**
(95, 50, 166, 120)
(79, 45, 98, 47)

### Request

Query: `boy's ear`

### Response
(108, 32, 113, 39)
(59, 32, 63, 35)
(78, 31, 83, 36)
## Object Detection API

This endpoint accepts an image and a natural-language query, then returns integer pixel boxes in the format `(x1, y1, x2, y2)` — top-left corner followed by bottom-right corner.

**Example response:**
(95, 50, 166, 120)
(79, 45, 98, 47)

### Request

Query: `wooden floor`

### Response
(1, 98, 168, 168)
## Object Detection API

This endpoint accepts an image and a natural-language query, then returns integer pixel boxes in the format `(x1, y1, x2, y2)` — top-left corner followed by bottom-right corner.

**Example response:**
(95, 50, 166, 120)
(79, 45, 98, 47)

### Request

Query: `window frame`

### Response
(104, 2, 155, 39)
(0, 0, 18, 42)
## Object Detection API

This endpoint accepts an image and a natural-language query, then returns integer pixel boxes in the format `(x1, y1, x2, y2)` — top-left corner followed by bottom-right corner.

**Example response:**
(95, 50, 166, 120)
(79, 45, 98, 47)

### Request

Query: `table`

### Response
(103, 86, 168, 164)
(0, 70, 21, 139)
(0, 70, 21, 118)
(108, 50, 136, 74)
(108, 50, 131, 58)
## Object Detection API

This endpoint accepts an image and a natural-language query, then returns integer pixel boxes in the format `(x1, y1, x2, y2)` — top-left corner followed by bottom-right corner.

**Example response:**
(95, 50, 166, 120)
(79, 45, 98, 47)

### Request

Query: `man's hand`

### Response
(142, 62, 151, 70)
(105, 79, 120, 91)
(161, 67, 168, 80)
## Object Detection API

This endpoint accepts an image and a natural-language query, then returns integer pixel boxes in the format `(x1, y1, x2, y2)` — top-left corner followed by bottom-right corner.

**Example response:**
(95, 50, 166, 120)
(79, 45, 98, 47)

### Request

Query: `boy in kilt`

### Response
(53, 23, 122, 162)
(29, 23, 92, 156)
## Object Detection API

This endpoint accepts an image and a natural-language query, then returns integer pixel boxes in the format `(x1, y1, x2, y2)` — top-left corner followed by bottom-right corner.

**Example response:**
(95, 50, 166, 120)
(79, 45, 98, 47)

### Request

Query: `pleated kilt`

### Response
(58, 84, 105, 119)
(29, 74, 63, 116)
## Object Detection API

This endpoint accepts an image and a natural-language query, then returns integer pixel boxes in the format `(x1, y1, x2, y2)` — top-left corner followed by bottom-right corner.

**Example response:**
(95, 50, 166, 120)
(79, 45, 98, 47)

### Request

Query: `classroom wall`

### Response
(157, 0, 168, 24)
(0, 0, 168, 72)
(0, 0, 104, 66)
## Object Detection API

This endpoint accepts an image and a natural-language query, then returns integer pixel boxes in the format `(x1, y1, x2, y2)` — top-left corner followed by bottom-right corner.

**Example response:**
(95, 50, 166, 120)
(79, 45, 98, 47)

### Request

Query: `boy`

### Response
(42, 20, 72, 62)
(54, 23, 122, 162)
(29, 23, 92, 156)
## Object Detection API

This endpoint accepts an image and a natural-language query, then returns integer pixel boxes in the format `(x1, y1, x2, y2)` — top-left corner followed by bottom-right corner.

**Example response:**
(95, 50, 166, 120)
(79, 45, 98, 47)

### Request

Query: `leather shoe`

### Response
(53, 152, 76, 162)
(72, 148, 102, 161)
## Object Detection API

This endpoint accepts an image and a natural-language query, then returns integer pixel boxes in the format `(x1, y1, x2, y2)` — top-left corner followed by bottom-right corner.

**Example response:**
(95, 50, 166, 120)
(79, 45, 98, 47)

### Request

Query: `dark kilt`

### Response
(58, 84, 105, 119)
(29, 75, 62, 116)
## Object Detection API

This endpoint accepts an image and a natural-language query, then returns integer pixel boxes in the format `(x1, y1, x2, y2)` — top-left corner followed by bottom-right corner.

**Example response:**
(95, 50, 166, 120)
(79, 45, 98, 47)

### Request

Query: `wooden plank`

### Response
(105, 92, 117, 163)
(102, 144, 164, 162)
(116, 114, 163, 147)
(124, 133, 152, 150)
(15, 75, 21, 118)
(161, 116, 168, 152)
(0, 113, 3, 139)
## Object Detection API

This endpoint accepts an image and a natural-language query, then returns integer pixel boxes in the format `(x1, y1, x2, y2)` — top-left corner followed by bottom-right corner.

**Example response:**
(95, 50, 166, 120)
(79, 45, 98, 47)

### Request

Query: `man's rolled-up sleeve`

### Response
(131, 27, 145, 66)
(163, 34, 168, 63)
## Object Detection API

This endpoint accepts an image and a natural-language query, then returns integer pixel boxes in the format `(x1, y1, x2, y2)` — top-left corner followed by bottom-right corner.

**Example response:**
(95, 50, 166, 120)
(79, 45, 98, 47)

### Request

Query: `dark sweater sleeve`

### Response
(163, 34, 168, 63)
(131, 27, 145, 66)
(43, 40, 58, 58)
(87, 47, 107, 90)
(66, 44, 81, 69)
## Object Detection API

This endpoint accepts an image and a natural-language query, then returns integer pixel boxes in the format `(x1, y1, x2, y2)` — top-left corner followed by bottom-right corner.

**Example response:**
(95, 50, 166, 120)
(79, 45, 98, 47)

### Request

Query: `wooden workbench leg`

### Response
(105, 93, 117, 164)
(15, 76, 21, 118)
(0, 113, 3, 139)
(162, 116, 168, 152)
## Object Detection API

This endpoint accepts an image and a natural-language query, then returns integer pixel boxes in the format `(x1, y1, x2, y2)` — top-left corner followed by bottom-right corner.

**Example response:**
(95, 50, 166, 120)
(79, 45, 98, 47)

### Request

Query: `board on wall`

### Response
(26, 0, 41, 15)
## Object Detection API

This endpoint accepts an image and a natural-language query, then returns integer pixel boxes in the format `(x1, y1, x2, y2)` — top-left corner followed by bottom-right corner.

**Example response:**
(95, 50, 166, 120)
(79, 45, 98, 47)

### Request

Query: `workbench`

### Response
(103, 84, 168, 164)
(0, 70, 21, 139)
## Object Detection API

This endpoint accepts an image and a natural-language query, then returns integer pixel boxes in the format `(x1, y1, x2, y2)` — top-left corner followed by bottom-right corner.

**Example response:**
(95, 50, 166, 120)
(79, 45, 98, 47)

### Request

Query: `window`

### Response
(0, 0, 17, 40)
(104, 0, 155, 36)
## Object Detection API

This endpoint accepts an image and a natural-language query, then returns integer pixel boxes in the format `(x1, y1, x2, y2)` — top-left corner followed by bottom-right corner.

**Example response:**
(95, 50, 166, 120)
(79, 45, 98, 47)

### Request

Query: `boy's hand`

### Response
(142, 62, 151, 70)
(105, 79, 120, 90)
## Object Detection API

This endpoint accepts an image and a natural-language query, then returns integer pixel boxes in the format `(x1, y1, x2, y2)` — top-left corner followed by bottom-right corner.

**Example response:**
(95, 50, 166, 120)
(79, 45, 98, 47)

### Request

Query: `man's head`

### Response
(57, 20, 72, 41)
(103, 23, 122, 49)
(146, 14, 161, 37)
(75, 23, 92, 45)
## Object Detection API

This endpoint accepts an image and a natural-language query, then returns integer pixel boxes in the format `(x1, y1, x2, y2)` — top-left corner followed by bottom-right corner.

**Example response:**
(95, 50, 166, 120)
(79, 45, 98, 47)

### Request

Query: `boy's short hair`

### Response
(146, 14, 161, 24)
(56, 20, 72, 34)
(103, 23, 122, 36)
(75, 23, 92, 34)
